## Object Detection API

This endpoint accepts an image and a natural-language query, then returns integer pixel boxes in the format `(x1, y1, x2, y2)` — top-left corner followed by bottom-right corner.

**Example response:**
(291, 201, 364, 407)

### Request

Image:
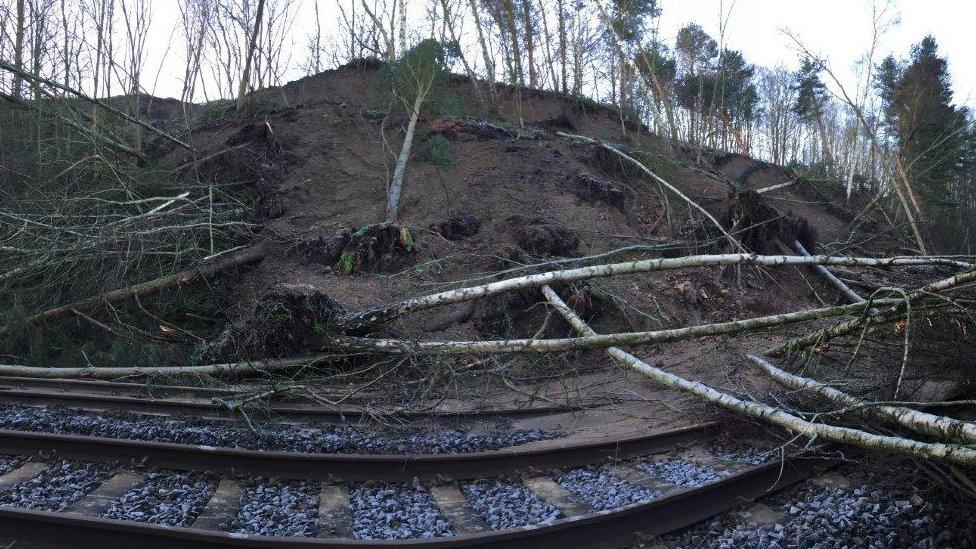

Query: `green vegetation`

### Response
(367, 39, 462, 118)
(876, 36, 976, 251)
(414, 134, 454, 166)
(0, 91, 255, 368)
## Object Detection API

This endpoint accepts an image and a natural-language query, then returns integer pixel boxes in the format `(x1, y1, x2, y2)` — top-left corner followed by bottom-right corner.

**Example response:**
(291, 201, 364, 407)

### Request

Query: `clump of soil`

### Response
(201, 283, 345, 361)
(433, 212, 481, 241)
(508, 216, 580, 257)
(562, 172, 634, 212)
(428, 115, 544, 141)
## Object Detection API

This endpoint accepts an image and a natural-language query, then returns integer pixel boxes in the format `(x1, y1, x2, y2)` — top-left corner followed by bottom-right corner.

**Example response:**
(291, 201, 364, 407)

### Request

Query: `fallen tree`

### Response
(337, 253, 971, 330)
(0, 242, 269, 338)
(767, 267, 976, 357)
(330, 298, 903, 355)
(542, 285, 976, 466)
(0, 355, 320, 380)
(0, 59, 193, 152)
(747, 355, 976, 444)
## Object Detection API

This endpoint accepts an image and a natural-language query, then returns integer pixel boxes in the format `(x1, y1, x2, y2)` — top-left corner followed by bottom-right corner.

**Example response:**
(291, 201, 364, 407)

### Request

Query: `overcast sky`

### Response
(142, 0, 975, 108)
(656, 0, 975, 108)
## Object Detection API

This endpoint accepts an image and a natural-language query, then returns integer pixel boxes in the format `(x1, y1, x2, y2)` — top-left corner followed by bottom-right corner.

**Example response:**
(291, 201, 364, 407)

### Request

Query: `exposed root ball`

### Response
(202, 283, 346, 360)
(337, 223, 418, 274)
(723, 191, 817, 254)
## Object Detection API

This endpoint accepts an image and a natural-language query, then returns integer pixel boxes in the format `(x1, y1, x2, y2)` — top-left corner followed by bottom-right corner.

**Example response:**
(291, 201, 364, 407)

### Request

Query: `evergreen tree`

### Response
(792, 56, 834, 170)
(874, 54, 904, 138)
(895, 36, 968, 210)
(875, 35, 973, 250)
(607, 0, 660, 111)
(674, 23, 717, 143)
(716, 49, 758, 149)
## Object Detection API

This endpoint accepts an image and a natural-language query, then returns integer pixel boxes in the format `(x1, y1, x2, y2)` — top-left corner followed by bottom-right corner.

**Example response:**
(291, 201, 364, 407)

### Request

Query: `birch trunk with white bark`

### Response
(542, 285, 976, 466)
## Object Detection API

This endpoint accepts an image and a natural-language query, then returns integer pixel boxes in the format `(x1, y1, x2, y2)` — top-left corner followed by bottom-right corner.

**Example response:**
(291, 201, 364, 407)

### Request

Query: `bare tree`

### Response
(12, 0, 25, 98)
(235, 0, 265, 110)
(178, 0, 213, 102)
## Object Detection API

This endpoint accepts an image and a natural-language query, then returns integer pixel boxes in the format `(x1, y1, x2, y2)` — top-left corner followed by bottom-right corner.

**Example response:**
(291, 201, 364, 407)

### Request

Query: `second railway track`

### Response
(0, 376, 581, 422)
(0, 378, 832, 547)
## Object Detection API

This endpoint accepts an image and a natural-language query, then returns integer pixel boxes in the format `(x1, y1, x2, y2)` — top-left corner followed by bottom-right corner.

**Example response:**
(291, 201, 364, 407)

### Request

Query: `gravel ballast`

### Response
(638, 458, 728, 487)
(662, 482, 970, 548)
(350, 482, 454, 540)
(555, 468, 662, 510)
(705, 442, 772, 466)
(0, 403, 558, 455)
(104, 469, 218, 526)
(0, 455, 25, 476)
(228, 479, 321, 537)
(0, 460, 116, 511)
(462, 477, 561, 529)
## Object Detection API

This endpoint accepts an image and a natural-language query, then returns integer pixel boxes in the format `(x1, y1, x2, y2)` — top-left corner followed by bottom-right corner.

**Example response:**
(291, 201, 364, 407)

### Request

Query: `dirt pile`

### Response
(154, 60, 878, 362)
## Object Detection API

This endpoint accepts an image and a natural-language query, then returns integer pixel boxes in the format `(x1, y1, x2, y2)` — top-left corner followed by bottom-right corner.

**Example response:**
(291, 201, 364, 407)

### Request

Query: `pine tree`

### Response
(874, 54, 903, 138)
(896, 36, 968, 210)
(608, 0, 660, 112)
(792, 56, 834, 171)
(875, 36, 973, 250)
(674, 23, 717, 143)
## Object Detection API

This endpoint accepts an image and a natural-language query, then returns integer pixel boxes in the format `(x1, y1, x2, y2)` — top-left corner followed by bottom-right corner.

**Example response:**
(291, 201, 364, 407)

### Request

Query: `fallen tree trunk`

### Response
(330, 298, 902, 355)
(337, 253, 971, 330)
(0, 356, 318, 380)
(541, 285, 976, 466)
(766, 267, 976, 357)
(0, 89, 145, 161)
(747, 355, 976, 445)
(791, 240, 865, 305)
(0, 59, 193, 151)
(0, 243, 269, 338)
(557, 131, 744, 251)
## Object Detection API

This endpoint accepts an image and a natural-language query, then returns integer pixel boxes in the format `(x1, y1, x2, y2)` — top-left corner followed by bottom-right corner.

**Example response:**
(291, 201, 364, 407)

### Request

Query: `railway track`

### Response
(0, 375, 579, 422)
(0, 378, 831, 547)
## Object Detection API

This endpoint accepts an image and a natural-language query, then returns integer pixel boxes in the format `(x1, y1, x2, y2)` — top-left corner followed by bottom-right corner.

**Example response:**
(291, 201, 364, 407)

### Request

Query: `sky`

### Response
(656, 0, 975, 107)
(142, 0, 975, 108)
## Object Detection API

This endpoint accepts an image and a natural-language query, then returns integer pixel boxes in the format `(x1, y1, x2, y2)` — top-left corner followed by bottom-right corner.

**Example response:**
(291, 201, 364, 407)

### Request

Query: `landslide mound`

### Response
(155, 61, 877, 361)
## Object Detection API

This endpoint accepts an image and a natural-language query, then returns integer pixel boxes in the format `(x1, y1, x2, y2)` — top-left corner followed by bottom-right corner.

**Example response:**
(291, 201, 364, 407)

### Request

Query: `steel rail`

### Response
(0, 423, 717, 481)
(0, 386, 579, 422)
(0, 376, 243, 398)
(0, 453, 829, 548)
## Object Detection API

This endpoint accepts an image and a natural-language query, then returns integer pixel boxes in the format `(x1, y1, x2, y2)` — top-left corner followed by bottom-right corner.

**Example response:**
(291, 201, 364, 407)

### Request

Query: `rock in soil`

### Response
(350, 482, 455, 540)
(0, 403, 559, 455)
(555, 467, 662, 511)
(0, 460, 116, 511)
(638, 459, 729, 488)
(228, 479, 321, 537)
(462, 477, 561, 529)
(105, 469, 218, 527)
